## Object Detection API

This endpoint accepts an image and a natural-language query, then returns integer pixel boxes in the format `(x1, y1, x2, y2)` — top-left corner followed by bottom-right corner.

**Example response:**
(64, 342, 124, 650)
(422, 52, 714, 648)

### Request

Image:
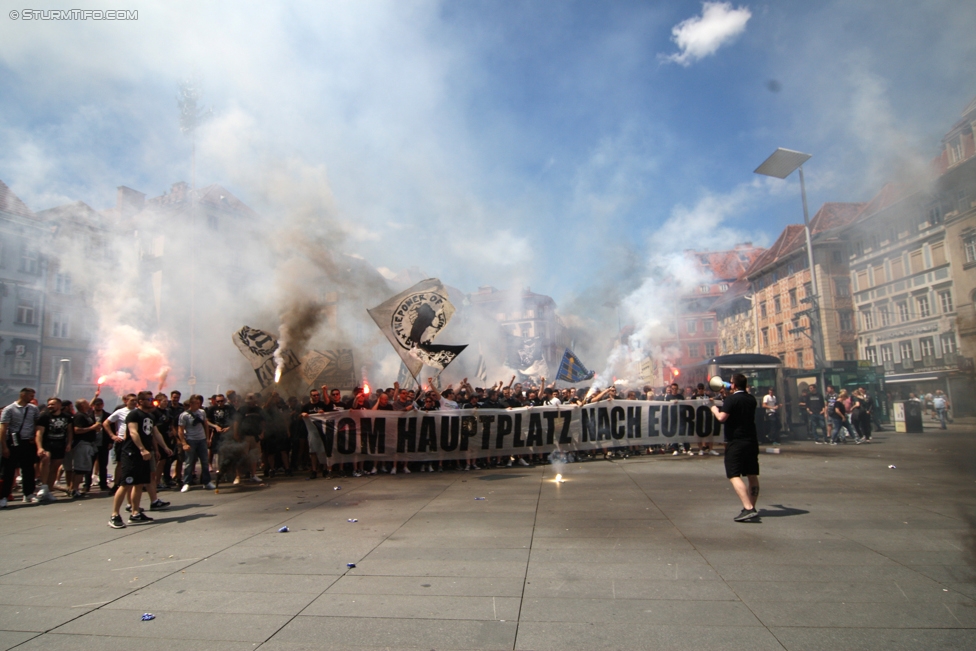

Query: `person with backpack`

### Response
(0, 388, 41, 506)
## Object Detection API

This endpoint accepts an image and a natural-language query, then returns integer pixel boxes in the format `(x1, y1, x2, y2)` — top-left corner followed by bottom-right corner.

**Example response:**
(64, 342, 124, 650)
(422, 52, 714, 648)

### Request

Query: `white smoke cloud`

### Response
(663, 2, 752, 66)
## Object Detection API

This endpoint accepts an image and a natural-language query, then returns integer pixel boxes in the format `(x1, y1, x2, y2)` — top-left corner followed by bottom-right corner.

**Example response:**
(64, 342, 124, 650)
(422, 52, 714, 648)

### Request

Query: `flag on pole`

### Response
(556, 348, 595, 383)
(475, 352, 488, 383)
(396, 362, 418, 389)
(232, 326, 300, 388)
(367, 278, 461, 377)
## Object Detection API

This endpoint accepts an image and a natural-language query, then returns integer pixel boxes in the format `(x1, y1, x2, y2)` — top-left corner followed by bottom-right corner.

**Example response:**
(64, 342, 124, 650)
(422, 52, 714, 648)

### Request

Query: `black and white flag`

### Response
(368, 278, 460, 377)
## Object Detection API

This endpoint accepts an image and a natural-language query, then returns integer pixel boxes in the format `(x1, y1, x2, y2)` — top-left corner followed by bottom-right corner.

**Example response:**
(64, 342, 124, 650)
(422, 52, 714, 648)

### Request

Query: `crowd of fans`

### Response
(1, 377, 900, 525)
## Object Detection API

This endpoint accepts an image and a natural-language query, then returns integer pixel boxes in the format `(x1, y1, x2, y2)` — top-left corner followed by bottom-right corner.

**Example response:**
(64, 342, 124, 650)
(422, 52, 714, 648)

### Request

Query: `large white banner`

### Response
(305, 400, 722, 463)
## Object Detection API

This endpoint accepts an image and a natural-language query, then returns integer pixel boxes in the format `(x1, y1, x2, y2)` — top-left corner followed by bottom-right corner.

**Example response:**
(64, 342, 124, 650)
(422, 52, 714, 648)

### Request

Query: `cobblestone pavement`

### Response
(1, 425, 974, 650)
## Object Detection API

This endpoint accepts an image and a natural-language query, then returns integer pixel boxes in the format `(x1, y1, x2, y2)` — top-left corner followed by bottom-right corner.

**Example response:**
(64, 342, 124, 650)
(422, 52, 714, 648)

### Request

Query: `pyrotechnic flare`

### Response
(273, 324, 288, 384)
(157, 367, 170, 392)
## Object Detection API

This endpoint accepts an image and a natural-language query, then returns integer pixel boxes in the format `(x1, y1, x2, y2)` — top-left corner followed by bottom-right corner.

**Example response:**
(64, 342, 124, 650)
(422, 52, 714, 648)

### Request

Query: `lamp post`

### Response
(755, 148, 828, 400)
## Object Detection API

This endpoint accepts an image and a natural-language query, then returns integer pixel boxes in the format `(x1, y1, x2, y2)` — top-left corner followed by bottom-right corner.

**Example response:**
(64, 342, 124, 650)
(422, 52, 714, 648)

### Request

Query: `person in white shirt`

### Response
(762, 387, 780, 445)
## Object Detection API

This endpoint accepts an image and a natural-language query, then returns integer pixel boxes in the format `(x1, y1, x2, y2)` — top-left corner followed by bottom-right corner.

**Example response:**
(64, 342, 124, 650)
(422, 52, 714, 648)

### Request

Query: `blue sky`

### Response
(2, 0, 975, 306)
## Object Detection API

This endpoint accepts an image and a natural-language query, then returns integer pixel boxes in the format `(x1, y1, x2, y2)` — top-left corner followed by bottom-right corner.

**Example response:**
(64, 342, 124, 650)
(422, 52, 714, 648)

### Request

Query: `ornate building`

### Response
(746, 203, 864, 369)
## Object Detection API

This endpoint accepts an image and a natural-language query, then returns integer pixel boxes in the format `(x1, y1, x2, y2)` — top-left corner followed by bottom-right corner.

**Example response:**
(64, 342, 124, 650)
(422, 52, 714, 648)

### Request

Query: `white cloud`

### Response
(663, 2, 751, 66)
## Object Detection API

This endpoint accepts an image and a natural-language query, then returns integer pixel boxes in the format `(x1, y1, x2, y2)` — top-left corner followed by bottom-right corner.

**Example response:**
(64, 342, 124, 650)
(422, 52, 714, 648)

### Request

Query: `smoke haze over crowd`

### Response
(1, 0, 974, 395)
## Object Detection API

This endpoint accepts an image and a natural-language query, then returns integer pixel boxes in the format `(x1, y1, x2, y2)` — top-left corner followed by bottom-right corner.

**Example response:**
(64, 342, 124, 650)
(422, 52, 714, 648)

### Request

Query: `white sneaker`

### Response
(249, 476, 261, 483)
(506, 460, 513, 467)
(709, 450, 720, 456)
(517, 458, 530, 466)
(23, 494, 38, 504)
(369, 467, 377, 475)
(390, 467, 397, 475)
(403, 467, 411, 474)
(0, 497, 7, 508)
(205, 482, 216, 490)
(672, 450, 679, 456)
(181, 484, 190, 493)
(353, 471, 362, 477)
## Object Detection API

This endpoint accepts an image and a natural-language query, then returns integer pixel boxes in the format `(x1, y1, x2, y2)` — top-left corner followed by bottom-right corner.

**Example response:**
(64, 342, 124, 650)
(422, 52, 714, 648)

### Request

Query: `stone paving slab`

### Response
(0, 428, 973, 650)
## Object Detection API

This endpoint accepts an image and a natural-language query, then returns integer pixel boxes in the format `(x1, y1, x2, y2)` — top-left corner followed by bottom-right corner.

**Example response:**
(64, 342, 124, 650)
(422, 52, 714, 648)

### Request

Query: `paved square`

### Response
(1, 427, 974, 650)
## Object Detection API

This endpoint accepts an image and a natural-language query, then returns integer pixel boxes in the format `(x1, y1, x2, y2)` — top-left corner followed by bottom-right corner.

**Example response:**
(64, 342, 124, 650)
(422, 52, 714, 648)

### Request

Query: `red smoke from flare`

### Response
(96, 326, 172, 394)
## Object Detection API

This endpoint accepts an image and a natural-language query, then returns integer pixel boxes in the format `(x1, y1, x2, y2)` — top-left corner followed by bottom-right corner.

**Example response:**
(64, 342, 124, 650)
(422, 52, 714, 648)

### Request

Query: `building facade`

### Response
(655, 244, 765, 376)
(746, 203, 863, 369)
(0, 180, 50, 404)
(846, 101, 976, 413)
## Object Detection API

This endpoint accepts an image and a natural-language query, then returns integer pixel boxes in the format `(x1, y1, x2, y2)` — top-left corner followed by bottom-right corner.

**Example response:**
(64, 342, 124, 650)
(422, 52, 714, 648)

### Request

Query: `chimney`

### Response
(116, 186, 146, 219)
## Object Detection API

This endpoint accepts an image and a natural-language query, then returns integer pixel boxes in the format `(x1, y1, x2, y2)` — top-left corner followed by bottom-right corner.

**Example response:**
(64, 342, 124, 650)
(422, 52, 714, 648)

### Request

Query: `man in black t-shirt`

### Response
(70, 399, 100, 498)
(805, 385, 827, 443)
(108, 391, 172, 529)
(301, 389, 334, 479)
(711, 374, 760, 522)
(233, 393, 265, 483)
(35, 398, 74, 501)
(206, 394, 235, 476)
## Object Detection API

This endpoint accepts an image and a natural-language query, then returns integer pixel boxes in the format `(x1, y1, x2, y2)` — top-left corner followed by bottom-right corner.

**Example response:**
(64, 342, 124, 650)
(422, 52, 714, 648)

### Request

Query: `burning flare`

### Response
(554, 474, 564, 483)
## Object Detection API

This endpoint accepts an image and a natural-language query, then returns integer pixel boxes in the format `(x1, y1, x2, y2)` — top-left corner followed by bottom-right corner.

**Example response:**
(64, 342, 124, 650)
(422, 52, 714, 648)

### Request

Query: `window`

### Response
(873, 264, 886, 285)
(789, 289, 797, 307)
(745, 333, 752, 347)
(931, 242, 946, 267)
(54, 273, 71, 294)
(898, 301, 910, 322)
(796, 350, 805, 368)
(688, 344, 700, 359)
(919, 337, 935, 358)
(699, 285, 709, 293)
(941, 333, 957, 356)
(899, 341, 914, 361)
(839, 311, 854, 332)
(891, 257, 905, 280)
(804, 282, 813, 298)
(719, 283, 729, 292)
(879, 306, 892, 326)
(705, 342, 716, 358)
(12, 349, 32, 376)
(861, 310, 874, 329)
(686, 319, 697, 334)
(856, 270, 869, 291)
(880, 344, 894, 363)
(774, 296, 782, 313)
(835, 278, 850, 297)
(958, 189, 971, 213)
(775, 324, 784, 342)
(949, 136, 964, 163)
(940, 291, 954, 313)
(732, 335, 739, 349)
(703, 319, 714, 332)
(928, 203, 943, 225)
(832, 250, 842, 264)
(761, 328, 769, 347)
(916, 295, 931, 318)
(966, 234, 976, 263)
(759, 301, 767, 318)
(15, 299, 36, 325)
(51, 313, 69, 338)
(19, 249, 38, 274)
(843, 346, 856, 361)
(865, 346, 878, 364)
(910, 249, 924, 274)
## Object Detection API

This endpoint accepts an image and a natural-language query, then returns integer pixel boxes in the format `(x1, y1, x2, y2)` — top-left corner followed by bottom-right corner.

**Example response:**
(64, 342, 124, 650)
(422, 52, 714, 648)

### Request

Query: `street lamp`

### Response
(755, 148, 828, 394)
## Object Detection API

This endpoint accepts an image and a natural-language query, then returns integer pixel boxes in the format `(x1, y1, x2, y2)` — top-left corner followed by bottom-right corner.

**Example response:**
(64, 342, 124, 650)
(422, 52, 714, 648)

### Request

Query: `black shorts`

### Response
(261, 436, 286, 455)
(210, 433, 222, 451)
(724, 440, 759, 479)
(46, 445, 66, 461)
(119, 449, 152, 486)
